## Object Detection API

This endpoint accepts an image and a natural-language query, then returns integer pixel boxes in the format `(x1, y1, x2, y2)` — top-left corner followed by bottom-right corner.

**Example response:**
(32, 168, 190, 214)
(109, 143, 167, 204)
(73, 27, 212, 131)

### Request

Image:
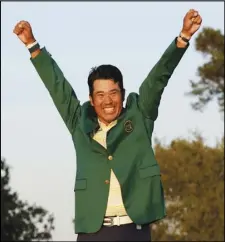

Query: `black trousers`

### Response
(77, 223, 151, 241)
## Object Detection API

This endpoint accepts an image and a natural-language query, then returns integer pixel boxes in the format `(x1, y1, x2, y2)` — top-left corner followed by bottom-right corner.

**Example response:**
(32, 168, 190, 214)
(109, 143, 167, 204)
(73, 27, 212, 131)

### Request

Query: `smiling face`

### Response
(89, 79, 123, 125)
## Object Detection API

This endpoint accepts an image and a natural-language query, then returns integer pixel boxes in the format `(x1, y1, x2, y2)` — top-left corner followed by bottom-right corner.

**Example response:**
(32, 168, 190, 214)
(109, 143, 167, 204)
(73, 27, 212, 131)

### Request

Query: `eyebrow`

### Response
(94, 89, 119, 95)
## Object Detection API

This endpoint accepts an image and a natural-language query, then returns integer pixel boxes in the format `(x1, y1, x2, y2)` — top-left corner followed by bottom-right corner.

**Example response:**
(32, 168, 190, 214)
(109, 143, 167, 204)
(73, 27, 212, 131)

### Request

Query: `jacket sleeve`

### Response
(31, 48, 81, 134)
(138, 38, 189, 121)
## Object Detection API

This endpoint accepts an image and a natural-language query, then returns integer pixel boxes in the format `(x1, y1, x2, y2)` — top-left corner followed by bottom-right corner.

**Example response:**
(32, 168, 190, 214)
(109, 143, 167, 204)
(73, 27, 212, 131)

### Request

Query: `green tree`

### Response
(152, 135, 224, 241)
(1, 157, 55, 241)
(187, 27, 224, 113)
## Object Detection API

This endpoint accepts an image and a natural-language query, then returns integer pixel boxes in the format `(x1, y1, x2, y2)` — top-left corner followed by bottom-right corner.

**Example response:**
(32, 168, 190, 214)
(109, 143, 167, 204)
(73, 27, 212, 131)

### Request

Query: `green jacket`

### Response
(31, 38, 188, 234)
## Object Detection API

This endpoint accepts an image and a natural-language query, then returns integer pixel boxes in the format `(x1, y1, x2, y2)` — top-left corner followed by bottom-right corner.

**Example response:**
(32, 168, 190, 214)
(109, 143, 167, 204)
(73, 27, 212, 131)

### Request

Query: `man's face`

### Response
(89, 79, 123, 125)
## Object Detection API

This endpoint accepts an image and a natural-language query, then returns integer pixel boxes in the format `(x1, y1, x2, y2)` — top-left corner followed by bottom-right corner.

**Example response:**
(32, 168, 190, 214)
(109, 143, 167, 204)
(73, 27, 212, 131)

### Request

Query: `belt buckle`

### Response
(104, 217, 114, 227)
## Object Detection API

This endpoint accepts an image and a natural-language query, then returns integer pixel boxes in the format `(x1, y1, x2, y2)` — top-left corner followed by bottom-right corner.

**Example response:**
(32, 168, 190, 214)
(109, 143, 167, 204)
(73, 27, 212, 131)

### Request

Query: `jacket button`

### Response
(108, 155, 113, 160)
(105, 180, 110, 184)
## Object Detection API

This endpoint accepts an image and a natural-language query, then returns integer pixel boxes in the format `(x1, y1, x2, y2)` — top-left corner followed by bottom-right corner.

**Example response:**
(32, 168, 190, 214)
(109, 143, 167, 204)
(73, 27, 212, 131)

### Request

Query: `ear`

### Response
(89, 95, 94, 106)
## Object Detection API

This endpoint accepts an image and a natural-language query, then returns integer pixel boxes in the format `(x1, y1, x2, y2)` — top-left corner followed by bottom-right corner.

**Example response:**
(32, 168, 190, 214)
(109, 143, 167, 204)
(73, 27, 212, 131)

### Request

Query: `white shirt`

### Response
(93, 119, 132, 217)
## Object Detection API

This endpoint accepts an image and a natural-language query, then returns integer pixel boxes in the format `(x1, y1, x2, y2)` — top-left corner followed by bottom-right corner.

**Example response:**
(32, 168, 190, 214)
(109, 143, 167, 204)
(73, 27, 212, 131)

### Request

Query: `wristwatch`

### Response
(27, 41, 40, 53)
(179, 32, 190, 43)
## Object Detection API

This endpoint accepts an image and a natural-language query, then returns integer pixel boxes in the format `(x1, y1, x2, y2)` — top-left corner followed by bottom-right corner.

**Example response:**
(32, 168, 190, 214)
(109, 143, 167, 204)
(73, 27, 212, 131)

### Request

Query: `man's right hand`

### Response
(13, 20, 36, 46)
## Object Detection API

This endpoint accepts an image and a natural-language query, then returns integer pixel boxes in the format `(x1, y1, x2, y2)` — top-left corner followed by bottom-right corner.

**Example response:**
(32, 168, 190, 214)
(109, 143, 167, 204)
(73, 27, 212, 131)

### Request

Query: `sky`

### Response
(1, 2, 224, 241)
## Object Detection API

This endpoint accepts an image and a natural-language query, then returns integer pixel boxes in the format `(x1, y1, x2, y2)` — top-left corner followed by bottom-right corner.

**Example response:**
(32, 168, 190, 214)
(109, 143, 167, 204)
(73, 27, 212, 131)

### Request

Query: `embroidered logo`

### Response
(124, 120, 133, 133)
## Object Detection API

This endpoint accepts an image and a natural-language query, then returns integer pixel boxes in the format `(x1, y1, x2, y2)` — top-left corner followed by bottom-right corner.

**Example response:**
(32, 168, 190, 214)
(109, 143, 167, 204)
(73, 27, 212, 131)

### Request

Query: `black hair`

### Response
(88, 64, 125, 100)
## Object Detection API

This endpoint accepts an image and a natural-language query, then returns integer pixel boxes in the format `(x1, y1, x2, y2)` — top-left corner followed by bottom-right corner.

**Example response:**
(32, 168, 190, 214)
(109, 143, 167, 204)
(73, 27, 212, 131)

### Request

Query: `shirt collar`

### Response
(98, 119, 117, 132)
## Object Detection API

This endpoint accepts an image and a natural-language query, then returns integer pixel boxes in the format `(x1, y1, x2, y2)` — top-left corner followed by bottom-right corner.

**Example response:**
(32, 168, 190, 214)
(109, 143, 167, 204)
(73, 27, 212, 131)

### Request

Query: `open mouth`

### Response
(103, 107, 115, 114)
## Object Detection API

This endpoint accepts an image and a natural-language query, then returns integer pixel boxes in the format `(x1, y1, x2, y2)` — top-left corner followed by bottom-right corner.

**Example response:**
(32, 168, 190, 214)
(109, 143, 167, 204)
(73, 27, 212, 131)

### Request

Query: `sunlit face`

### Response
(89, 79, 123, 125)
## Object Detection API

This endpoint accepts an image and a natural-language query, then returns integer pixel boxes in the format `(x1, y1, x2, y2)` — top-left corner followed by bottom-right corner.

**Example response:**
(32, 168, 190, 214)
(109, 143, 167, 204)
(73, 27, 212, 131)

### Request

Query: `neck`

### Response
(98, 118, 116, 126)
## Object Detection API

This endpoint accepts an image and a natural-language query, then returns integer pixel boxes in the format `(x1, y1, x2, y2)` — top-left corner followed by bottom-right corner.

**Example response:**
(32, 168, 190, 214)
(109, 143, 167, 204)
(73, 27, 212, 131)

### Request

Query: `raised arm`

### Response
(13, 21, 81, 134)
(139, 9, 202, 121)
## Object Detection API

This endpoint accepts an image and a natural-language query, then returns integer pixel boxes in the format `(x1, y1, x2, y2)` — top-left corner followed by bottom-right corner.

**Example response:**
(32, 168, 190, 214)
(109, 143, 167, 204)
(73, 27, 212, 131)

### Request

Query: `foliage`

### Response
(1, 158, 55, 241)
(186, 27, 224, 114)
(152, 135, 224, 241)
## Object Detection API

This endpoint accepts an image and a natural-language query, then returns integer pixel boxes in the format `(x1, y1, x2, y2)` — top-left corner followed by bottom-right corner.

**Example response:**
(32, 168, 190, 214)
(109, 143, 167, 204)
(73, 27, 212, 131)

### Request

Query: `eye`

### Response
(110, 91, 118, 96)
(97, 93, 104, 98)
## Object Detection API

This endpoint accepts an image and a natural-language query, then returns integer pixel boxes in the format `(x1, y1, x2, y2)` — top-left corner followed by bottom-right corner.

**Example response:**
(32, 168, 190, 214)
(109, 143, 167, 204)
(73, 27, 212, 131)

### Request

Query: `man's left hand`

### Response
(181, 9, 202, 39)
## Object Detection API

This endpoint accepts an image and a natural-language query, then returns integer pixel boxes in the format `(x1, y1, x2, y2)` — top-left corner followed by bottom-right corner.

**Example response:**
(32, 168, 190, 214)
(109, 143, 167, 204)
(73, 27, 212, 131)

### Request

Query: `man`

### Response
(13, 9, 202, 241)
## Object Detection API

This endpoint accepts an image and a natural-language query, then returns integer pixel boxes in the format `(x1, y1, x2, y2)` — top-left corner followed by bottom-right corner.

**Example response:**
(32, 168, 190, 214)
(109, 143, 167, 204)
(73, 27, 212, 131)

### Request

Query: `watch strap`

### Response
(28, 42, 40, 53)
(179, 32, 190, 43)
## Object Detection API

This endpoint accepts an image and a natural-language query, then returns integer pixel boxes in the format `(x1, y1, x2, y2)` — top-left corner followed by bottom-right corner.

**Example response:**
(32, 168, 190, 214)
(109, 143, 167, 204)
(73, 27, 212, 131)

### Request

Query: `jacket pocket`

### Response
(74, 179, 87, 191)
(139, 165, 160, 178)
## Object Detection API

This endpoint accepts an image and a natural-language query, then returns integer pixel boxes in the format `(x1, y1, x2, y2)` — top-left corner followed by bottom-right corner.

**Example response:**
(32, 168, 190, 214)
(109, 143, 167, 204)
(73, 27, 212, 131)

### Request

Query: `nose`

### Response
(104, 95, 113, 104)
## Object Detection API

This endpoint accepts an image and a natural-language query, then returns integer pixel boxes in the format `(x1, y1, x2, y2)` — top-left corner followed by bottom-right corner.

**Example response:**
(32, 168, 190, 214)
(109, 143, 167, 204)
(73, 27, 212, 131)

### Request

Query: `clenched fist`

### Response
(181, 9, 202, 38)
(13, 20, 36, 46)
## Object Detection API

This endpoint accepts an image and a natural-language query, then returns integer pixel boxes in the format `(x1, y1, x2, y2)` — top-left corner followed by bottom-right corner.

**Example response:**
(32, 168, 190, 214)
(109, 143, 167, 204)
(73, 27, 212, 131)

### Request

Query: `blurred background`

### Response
(1, 2, 224, 241)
